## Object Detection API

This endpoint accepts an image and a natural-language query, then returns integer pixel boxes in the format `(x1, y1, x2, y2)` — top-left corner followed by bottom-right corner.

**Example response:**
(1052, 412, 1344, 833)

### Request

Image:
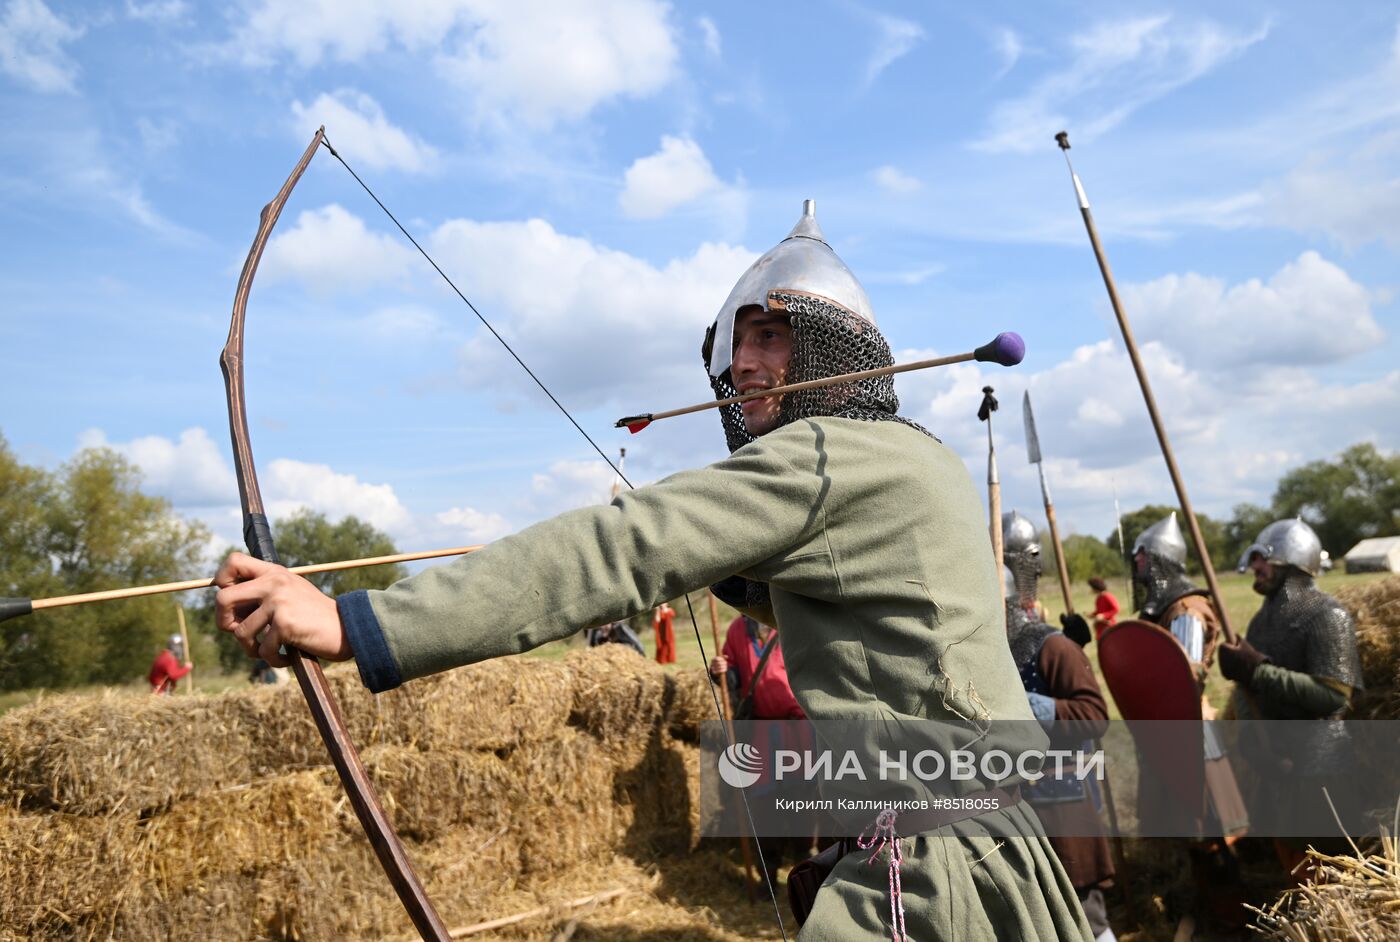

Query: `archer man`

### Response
(216, 201, 1094, 941)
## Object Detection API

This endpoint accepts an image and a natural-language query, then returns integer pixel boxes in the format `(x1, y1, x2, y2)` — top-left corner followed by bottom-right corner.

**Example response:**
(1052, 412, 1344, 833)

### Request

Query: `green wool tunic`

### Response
(343, 416, 1091, 941)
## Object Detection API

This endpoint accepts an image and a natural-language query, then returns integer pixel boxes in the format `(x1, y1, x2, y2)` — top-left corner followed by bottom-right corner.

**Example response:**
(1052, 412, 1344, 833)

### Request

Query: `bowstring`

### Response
(321, 134, 790, 940)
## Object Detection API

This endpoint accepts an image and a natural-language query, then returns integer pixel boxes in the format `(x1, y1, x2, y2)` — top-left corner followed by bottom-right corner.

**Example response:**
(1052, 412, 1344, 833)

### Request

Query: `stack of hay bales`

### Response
(1248, 576, 1400, 939)
(0, 646, 738, 940)
(1338, 575, 1400, 720)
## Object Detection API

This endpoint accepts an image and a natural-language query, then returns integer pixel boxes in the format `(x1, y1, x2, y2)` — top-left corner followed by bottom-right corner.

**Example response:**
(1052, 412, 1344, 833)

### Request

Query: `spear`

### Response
(609, 447, 626, 501)
(1112, 479, 1130, 602)
(176, 604, 194, 693)
(1022, 391, 1075, 617)
(978, 386, 1004, 576)
(0, 544, 485, 622)
(708, 590, 758, 902)
(616, 332, 1025, 433)
(1054, 131, 1237, 643)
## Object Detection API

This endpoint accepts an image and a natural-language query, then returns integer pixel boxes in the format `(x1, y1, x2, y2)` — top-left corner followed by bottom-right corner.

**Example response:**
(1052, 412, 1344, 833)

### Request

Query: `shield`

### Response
(1099, 619, 1206, 830)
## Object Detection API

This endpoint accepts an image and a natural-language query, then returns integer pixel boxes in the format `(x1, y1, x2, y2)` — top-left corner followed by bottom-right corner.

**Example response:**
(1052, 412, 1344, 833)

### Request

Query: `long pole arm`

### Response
(1038, 464, 1076, 616)
(1055, 132, 1236, 643)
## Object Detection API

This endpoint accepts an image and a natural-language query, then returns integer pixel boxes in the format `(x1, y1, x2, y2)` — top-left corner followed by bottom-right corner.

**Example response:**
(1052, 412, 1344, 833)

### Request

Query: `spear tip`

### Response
(1055, 130, 1071, 150)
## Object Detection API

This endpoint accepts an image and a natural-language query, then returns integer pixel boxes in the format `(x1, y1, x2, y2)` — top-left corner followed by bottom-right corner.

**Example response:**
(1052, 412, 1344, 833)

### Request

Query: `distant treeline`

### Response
(3, 430, 1396, 691)
(1045, 443, 1400, 583)
(0, 433, 403, 692)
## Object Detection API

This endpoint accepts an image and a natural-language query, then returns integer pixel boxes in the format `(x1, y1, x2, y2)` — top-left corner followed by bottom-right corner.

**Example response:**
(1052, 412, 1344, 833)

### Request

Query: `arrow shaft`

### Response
(20, 545, 485, 615)
(630, 350, 977, 427)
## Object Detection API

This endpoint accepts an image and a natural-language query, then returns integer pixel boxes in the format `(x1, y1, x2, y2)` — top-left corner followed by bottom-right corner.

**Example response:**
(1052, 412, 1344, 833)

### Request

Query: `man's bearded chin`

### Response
(1252, 564, 1285, 596)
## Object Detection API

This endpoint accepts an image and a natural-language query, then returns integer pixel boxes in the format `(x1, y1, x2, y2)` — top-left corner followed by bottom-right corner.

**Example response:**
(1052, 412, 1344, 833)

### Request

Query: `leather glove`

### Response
(1060, 613, 1091, 647)
(1218, 639, 1269, 685)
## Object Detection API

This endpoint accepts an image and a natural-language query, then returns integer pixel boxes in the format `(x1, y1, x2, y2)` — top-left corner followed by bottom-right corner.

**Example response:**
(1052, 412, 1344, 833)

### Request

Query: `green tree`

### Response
(1223, 502, 1275, 570)
(1107, 504, 1230, 576)
(207, 510, 406, 673)
(1, 442, 210, 690)
(1269, 443, 1400, 555)
(1048, 533, 1128, 584)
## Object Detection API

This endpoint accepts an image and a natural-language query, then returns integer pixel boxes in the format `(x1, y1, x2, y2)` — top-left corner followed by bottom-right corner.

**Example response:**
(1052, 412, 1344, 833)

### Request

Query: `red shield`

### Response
(1098, 619, 1206, 827)
(1098, 619, 1203, 722)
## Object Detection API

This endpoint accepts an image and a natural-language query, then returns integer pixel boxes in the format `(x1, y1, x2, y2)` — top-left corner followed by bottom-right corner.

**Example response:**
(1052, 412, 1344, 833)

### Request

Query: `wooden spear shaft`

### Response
(1, 544, 485, 620)
(1055, 132, 1238, 643)
(176, 604, 193, 693)
(1038, 465, 1076, 618)
(708, 590, 758, 903)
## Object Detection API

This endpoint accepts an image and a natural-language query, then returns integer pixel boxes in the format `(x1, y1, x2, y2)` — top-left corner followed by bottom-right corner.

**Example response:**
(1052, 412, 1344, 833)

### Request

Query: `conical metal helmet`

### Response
(1133, 512, 1187, 567)
(1001, 510, 1040, 556)
(707, 199, 874, 378)
(1238, 517, 1323, 576)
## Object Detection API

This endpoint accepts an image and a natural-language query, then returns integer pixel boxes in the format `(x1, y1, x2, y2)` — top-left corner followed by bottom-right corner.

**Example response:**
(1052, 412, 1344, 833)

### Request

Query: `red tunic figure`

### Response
(147, 647, 192, 695)
(1089, 577, 1120, 640)
(652, 603, 677, 664)
(718, 616, 804, 720)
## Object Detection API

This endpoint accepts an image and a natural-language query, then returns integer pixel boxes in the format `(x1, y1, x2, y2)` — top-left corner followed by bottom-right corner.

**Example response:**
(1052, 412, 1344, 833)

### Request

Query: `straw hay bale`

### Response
(1252, 824, 1400, 940)
(0, 654, 576, 816)
(1337, 576, 1400, 719)
(0, 646, 735, 940)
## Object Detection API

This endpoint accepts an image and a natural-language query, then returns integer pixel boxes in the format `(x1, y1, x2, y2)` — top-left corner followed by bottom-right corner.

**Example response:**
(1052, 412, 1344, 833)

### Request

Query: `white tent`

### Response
(1343, 536, 1400, 573)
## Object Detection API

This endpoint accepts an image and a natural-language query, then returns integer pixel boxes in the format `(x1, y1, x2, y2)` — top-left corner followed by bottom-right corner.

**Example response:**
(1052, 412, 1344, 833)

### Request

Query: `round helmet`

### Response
(1132, 512, 1187, 568)
(169, 633, 183, 647)
(1238, 518, 1323, 576)
(701, 200, 927, 453)
(706, 199, 873, 380)
(1002, 510, 1040, 557)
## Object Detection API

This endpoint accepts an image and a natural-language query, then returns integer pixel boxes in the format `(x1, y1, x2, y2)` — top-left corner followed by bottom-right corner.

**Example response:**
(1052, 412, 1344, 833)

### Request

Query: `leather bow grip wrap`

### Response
(220, 126, 451, 942)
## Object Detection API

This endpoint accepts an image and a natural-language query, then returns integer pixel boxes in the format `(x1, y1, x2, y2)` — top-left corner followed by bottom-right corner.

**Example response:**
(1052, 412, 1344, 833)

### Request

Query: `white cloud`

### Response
(530, 459, 617, 514)
(864, 13, 923, 86)
(971, 15, 1270, 154)
(250, 202, 749, 407)
(697, 16, 720, 57)
(872, 164, 922, 194)
(426, 505, 512, 544)
(1261, 150, 1400, 249)
(126, 0, 186, 22)
(0, 0, 82, 93)
(260, 203, 420, 292)
(264, 458, 412, 534)
(1122, 251, 1384, 368)
(619, 135, 725, 218)
(136, 116, 178, 153)
(77, 426, 237, 506)
(228, 0, 677, 128)
(291, 90, 439, 173)
(993, 27, 1023, 78)
(431, 218, 755, 407)
(359, 304, 450, 342)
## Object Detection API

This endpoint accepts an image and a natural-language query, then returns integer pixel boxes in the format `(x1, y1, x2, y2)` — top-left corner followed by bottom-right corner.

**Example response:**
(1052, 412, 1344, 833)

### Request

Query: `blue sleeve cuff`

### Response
(337, 590, 402, 693)
(1027, 691, 1057, 730)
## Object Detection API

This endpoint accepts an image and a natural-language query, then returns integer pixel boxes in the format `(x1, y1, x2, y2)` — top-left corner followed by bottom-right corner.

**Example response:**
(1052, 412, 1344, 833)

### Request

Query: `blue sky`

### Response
(2, 0, 1398, 563)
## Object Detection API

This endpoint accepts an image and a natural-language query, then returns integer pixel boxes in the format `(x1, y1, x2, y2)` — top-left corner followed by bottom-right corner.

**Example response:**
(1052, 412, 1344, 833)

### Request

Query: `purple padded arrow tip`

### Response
(973, 331, 1025, 367)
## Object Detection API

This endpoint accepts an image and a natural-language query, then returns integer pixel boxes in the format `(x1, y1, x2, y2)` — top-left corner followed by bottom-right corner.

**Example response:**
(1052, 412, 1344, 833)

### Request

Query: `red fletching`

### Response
(626, 419, 651, 434)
